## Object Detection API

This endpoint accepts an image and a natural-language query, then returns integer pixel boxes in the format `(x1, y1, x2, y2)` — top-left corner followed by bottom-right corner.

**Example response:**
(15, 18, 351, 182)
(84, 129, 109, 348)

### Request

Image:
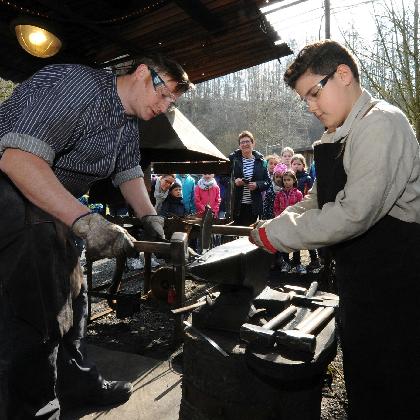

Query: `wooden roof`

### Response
(0, 0, 293, 83)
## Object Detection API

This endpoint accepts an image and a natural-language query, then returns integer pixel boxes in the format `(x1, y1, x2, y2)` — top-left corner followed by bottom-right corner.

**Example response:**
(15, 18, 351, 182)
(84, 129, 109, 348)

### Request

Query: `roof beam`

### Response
(172, 0, 224, 33)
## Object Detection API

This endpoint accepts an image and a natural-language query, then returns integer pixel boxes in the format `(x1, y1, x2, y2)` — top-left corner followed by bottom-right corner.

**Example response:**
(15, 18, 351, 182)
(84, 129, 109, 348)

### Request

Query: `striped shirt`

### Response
(0, 64, 143, 197)
(241, 157, 254, 204)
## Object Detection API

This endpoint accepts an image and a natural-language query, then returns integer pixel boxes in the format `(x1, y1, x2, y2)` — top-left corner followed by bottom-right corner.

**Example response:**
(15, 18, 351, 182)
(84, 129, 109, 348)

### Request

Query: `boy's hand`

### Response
(249, 221, 277, 254)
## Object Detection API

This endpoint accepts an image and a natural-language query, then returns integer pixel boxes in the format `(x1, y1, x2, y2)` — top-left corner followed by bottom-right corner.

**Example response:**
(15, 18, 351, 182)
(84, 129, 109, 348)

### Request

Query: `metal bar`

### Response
(211, 225, 253, 236)
(132, 240, 172, 254)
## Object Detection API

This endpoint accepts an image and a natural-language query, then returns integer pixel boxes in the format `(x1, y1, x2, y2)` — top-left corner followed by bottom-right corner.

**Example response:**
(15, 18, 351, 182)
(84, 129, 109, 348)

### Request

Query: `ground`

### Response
(84, 251, 348, 419)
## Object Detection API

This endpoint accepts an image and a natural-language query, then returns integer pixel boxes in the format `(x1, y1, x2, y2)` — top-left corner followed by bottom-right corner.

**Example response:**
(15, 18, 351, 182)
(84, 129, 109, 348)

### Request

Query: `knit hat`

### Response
(273, 163, 288, 175)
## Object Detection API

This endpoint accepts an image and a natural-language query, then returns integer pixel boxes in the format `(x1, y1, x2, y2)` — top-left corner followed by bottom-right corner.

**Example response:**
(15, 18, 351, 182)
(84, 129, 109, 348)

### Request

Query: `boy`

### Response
(250, 40, 420, 419)
(160, 182, 186, 218)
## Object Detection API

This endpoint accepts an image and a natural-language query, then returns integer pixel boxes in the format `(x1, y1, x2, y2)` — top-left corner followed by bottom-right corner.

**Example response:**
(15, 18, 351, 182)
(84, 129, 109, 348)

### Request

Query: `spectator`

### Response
(262, 163, 287, 220)
(265, 153, 280, 180)
(151, 174, 175, 213)
(194, 173, 221, 218)
(229, 131, 270, 226)
(273, 170, 305, 274)
(176, 173, 196, 214)
(280, 146, 294, 169)
(159, 182, 185, 217)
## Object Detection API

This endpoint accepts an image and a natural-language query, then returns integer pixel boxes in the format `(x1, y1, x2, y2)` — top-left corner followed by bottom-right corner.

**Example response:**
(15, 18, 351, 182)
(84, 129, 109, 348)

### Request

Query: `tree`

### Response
(344, 0, 419, 142)
(0, 78, 15, 103)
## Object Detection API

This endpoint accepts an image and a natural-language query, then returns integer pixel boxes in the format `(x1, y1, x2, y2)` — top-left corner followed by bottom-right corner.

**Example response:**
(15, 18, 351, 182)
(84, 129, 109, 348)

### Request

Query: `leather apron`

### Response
(314, 140, 420, 419)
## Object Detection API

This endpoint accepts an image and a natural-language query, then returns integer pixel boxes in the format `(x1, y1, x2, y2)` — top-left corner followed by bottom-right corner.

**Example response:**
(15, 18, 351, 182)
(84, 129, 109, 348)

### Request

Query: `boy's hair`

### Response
(281, 146, 294, 156)
(238, 130, 255, 144)
(169, 182, 182, 193)
(291, 153, 307, 169)
(127, 53, 194, 94)
(281, 170, 298, 188)
(284, 40, 360, 89)
(265, 153, 280, 162)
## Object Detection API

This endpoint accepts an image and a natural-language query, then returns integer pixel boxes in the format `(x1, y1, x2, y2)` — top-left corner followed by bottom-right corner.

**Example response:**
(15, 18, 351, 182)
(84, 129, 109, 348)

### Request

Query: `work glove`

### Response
(249, 220, 277, 254)
(140, 215, 165, 241)
(72, 213, 137, 260)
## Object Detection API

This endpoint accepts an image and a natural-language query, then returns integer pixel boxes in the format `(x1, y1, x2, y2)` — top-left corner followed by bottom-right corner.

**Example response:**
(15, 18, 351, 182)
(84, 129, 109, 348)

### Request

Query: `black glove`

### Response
(140, 215, 165, 241)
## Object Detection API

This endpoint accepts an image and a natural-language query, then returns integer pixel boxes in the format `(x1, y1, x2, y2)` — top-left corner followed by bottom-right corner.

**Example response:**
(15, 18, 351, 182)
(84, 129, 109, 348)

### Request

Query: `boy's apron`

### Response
(314, 134, 420, 419)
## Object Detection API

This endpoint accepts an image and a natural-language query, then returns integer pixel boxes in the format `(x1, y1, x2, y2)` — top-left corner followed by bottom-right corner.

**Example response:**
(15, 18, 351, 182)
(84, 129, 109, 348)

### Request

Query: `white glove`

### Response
(72, 213, 136, 260)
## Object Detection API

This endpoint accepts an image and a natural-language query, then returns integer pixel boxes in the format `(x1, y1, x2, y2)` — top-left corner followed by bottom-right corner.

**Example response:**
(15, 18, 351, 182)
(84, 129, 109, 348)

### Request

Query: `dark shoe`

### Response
(88, 380, 133, 406)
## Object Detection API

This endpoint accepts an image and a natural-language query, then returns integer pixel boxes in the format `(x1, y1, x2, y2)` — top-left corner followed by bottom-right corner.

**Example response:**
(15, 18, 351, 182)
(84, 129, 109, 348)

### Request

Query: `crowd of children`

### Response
(146, 144, 319, 273)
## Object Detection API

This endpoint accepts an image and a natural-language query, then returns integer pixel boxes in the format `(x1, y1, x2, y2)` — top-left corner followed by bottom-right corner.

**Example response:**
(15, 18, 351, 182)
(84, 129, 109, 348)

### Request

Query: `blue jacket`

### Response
(296, 169, 313, 196)
(176, 174, 196, 214)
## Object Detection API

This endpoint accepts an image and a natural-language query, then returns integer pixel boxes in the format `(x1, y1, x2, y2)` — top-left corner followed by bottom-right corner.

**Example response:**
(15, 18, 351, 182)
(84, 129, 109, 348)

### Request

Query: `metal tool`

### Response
(183, 321, 229, 357)
(241, 306, 335, 354)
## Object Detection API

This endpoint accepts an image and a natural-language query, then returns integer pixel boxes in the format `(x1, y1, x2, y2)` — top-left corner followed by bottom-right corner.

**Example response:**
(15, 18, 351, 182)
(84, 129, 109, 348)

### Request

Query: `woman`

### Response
(229, 131, 270, 226)
(150, 174, 175, 213)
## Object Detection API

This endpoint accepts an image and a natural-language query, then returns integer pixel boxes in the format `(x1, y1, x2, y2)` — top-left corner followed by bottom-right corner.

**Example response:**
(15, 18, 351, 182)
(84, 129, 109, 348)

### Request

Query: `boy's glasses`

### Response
(302, 68, 337, 105)
(148, 67, 177, 111)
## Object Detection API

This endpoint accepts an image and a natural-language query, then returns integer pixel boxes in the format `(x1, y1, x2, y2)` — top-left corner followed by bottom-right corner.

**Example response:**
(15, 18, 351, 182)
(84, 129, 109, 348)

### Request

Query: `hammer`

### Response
(240, 306, 335, 354)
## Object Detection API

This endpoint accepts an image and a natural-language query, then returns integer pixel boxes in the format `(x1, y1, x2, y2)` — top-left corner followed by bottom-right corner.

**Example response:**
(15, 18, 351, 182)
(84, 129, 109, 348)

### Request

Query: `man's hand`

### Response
(72, 213, 136, 260)
(249, 221, 277, 254)
(141, 215, 165, 241)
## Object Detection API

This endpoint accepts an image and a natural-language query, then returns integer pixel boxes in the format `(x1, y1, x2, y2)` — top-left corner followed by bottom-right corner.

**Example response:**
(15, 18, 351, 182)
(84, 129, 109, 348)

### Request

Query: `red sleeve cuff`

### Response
(258, 227, 277, 253)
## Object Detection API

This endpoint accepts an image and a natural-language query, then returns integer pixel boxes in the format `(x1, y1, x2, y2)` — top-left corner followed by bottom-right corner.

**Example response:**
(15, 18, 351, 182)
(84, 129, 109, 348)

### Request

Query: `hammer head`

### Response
(240, 324, 316, 354)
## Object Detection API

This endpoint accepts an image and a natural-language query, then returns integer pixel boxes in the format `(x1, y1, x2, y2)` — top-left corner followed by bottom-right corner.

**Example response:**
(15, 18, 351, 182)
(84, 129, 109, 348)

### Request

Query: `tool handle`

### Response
(295, 307, 324, 331)
(263, 305, 297, 330)
(300, 306, 335, 334)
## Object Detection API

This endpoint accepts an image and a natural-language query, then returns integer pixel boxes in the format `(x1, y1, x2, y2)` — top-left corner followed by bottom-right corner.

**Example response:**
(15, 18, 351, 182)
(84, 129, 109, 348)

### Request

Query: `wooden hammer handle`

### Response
(300, 306, 335, 335)
(263, 305, 297, 330)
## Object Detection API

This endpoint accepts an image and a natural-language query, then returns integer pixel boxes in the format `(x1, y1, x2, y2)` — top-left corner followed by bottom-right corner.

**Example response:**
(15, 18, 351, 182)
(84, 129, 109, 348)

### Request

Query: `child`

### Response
(291, 154, 321, 271)
(265, 154, 280, 180)
(262, 163, 287, 220)
(194, 174, 221, 218)
(159, 182, 186, 217)
(280, 146, 294, 169)
(291, 153, 313, 196)
(273, 170, 306, 274)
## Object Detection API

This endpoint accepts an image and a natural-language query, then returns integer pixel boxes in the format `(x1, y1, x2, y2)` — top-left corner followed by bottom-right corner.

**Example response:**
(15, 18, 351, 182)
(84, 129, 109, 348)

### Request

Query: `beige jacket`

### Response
(263, 90, 420, 252)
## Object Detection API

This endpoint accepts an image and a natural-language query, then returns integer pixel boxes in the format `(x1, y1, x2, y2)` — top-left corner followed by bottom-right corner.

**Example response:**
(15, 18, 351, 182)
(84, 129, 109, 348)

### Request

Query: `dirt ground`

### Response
(84, 251, 348, 419)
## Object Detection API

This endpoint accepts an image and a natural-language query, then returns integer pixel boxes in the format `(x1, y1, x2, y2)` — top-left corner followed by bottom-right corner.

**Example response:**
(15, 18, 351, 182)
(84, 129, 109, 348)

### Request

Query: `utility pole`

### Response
(325, 0, 331, 39)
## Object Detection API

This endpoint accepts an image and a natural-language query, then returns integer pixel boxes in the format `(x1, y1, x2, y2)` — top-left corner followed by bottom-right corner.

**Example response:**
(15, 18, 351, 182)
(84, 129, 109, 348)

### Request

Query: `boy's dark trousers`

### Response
(282, 251, 301, 265)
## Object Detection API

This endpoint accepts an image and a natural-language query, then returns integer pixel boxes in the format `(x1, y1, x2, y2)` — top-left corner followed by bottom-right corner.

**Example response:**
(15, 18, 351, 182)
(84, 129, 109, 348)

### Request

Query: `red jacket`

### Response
(273, 187, 303, 217)
(194, 184, 221, 217)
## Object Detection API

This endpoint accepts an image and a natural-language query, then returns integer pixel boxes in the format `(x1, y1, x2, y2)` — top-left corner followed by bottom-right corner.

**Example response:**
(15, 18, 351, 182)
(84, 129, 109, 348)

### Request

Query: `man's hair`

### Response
(128, 53, 194, 94)
(291, 153, 307, 169)
(238, 130, 255, 144)
(281, 146, 294, 156)
(284, 40, 360, 88)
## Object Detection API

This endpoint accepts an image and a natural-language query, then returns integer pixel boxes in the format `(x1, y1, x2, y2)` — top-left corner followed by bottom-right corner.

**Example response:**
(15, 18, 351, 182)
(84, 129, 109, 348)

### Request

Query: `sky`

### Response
(261, 0, 383, 51)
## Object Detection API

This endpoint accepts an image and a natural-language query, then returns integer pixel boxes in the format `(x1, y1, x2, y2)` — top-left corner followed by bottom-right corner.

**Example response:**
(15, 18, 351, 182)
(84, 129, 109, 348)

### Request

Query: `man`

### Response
(0, 54, 193, 419)
(250, 40, 420, 419)
(229, 130, 270, 226)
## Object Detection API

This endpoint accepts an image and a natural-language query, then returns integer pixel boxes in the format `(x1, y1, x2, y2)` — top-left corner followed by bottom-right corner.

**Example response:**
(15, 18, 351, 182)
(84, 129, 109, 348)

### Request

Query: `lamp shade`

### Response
(15, 24, 62, 58)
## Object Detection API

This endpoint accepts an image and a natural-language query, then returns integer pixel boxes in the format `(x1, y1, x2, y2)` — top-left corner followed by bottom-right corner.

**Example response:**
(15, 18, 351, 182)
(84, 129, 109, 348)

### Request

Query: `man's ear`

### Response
(336, 64, 354, 86)
(133, 63, 148, 81)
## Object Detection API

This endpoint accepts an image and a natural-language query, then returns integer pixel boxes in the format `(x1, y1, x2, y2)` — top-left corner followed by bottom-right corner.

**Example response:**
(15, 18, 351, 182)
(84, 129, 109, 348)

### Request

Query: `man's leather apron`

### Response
(0, 171, 83, 419)
(314, 140, 420, 419)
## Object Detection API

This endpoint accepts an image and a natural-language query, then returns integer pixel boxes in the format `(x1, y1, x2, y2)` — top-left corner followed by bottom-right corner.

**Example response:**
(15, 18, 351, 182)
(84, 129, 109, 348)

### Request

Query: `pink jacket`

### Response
(194, 184, 221, 217)
(273, 187, 303, 217)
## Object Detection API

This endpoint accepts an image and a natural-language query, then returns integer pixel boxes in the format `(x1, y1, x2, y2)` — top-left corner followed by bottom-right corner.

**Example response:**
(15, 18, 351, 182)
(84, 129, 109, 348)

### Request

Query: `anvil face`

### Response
(188, 237, 273, 296)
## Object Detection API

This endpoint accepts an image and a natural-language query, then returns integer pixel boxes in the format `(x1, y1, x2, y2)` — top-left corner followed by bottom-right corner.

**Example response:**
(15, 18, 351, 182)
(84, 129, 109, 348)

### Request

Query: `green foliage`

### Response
(0, 78, 15, 103)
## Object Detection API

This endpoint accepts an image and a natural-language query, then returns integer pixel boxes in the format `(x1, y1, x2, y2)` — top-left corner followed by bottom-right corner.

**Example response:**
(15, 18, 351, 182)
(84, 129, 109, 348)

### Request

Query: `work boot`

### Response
(87, 380, 133, 406)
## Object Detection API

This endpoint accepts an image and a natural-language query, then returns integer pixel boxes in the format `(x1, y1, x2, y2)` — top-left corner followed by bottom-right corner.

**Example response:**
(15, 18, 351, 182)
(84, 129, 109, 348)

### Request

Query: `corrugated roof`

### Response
(0, 0, 292, 83)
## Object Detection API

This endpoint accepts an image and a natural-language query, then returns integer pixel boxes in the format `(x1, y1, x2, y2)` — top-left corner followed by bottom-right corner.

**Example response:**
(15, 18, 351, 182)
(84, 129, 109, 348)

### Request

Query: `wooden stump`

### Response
(179, 327, 328, 420)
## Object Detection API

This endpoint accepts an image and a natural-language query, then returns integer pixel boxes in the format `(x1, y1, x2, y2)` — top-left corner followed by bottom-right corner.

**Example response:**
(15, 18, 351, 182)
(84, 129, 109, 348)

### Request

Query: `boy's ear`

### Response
(336, 64, 354, 86)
